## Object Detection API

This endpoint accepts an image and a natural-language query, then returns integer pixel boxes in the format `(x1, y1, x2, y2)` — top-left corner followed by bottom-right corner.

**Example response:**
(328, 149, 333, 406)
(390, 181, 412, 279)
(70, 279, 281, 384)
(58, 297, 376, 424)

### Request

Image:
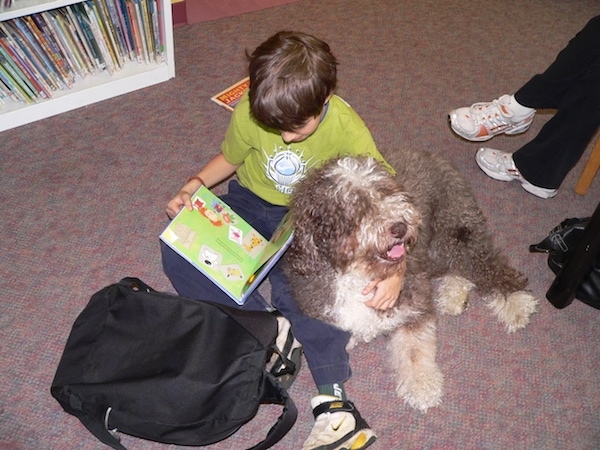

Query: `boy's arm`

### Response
(186, 153, 240, 192)
(166, 153, 240, 218)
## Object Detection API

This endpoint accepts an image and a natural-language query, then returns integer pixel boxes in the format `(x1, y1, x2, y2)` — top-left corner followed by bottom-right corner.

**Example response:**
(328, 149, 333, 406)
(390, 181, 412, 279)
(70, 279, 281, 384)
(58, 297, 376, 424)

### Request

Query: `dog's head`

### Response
(288, 156, 421, 278)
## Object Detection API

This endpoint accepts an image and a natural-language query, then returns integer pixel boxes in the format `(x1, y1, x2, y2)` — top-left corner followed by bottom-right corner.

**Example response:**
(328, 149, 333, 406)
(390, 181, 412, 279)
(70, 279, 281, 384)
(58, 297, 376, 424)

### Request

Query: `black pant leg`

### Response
(515, 15, 600, 108)
(510, 15, 600, 188)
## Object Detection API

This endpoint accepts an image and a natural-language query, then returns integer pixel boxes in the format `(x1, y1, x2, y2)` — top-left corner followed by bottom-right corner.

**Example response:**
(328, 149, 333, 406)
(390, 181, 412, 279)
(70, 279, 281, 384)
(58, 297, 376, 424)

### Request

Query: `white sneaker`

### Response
(476, 148, 557, 199)
(449, 94, 535, 141)
(302, 395, 376, 450)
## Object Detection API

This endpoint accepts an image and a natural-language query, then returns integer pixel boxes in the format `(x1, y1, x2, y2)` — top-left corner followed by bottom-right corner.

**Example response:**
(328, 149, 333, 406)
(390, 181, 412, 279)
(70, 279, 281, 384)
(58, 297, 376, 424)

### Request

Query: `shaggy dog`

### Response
(284, 150, 538, 412)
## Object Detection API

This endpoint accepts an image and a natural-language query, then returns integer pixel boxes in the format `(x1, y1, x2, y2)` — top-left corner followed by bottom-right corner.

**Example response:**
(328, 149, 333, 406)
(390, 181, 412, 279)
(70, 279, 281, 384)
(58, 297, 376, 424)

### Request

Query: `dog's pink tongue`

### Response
(387, 244, 405, 259)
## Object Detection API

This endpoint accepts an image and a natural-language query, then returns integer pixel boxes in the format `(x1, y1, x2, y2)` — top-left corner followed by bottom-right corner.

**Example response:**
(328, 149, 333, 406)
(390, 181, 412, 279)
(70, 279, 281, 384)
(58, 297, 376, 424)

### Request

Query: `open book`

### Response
(210, 77, 250, 112)
(160, 186, 294, 305)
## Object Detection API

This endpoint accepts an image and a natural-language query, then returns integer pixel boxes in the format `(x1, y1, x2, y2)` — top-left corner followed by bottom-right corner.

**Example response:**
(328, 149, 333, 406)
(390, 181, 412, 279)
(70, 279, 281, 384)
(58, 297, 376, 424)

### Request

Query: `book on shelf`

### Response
(91, 0, 123, 69)
(0, 33, 50, 99)
(0, 54, 34, 102)
(11, 16, 72, 88)
(211, 76, 250, 112)
(160, 186, 294, 305)
(1, 20, 60, 92)
(26, 15, 75, 84)
(66, 4, 105, 72)
(32, 13, 85, 80)
(0, 0, 166, 106)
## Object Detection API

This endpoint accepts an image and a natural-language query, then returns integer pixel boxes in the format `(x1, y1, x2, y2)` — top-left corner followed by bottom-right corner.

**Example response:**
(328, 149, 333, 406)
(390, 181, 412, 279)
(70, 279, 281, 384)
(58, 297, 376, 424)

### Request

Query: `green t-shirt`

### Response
(222, 92, 394, 206)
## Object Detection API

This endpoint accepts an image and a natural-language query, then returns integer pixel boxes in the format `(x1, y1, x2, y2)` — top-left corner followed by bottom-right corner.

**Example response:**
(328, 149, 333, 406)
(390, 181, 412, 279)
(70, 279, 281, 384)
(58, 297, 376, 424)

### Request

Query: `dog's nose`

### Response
(390, 222, 407, 238)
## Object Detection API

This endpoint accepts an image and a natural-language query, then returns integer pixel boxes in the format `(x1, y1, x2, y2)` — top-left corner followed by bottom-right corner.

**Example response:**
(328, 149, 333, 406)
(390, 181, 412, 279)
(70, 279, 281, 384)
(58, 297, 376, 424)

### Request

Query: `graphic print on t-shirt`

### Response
(264, 145, 314, 195)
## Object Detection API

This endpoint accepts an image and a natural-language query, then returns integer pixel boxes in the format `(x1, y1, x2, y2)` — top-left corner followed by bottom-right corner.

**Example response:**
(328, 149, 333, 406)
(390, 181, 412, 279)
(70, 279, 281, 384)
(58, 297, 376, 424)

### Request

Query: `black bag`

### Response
(530, 217, 600, 309)
(51, 278, 297, 449)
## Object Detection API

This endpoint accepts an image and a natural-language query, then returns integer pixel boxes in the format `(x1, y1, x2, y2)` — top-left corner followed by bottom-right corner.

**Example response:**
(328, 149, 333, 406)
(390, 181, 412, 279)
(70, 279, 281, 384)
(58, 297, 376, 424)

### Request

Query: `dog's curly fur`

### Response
(284, 150, 538, 412)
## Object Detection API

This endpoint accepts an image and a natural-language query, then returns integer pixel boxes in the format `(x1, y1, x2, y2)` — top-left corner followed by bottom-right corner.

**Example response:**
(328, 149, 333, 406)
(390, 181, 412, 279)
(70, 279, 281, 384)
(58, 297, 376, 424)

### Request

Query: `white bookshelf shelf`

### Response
(0, 0, 175, 132)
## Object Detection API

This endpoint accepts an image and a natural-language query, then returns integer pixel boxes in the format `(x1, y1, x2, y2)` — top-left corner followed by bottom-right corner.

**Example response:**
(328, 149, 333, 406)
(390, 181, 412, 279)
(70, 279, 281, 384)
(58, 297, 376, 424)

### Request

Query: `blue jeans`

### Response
(161, 180, 351, 386)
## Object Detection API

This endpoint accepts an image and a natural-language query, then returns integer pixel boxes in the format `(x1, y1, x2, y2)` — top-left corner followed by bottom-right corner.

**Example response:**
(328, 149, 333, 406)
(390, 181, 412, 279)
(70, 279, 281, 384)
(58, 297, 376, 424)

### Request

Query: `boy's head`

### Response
(247, 31, 338, 135)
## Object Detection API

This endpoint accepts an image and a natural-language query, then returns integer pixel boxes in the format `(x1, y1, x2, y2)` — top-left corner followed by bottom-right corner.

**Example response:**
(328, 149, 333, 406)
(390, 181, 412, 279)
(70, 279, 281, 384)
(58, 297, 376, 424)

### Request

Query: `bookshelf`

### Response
(0, 0, 175, 132)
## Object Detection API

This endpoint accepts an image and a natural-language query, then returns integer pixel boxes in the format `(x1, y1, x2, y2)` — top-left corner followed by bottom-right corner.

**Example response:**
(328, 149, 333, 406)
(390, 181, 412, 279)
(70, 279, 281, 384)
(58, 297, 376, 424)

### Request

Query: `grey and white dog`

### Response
(284, 150, 538, 412)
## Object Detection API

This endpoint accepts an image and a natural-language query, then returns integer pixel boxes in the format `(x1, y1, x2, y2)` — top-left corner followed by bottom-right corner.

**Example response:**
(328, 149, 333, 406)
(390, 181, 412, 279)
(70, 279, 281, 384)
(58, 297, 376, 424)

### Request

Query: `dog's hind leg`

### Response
(388, 318, 443, 413)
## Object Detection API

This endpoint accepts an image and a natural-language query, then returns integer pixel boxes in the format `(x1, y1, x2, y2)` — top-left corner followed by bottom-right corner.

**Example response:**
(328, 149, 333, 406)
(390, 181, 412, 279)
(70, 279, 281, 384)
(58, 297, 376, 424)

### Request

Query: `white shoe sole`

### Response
(475, 150, 557, 198)
(520, 183, 558, 199)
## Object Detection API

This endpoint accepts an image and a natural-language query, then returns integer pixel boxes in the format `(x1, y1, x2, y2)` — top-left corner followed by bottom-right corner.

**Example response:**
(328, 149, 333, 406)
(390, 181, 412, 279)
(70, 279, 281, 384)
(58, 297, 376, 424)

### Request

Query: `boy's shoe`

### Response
(302, 395, 376, 450)
(476, 148, 557, 199)
(269, 314, 303, 390)
(449, 94, 536, 141)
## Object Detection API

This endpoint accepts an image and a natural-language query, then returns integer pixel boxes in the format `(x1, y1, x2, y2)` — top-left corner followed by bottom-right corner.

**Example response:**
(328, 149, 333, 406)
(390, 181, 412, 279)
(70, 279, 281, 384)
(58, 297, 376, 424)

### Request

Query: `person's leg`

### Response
(268, 263, 352, 386)
(268, 264, 376, 450)
(160, 240, 272, 311)
(512, 21, 600, 189)
(476, 16, 600, 192)
(514, 68, 600, 189)
(476, 57, 600, 193)
(449, 15, 600, 144)
(515, 15, 600, 108)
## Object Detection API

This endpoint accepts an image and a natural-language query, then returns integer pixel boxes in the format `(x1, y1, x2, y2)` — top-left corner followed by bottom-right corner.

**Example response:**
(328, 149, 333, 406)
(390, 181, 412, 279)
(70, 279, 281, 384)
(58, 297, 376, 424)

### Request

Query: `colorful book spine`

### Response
(0, 36, 50, 98)
(0, 0, 166, 106)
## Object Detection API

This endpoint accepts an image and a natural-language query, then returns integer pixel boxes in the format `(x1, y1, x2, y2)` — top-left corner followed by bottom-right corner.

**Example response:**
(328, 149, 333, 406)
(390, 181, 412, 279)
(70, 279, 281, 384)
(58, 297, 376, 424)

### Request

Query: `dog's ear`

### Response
(288, 168, 371, 273)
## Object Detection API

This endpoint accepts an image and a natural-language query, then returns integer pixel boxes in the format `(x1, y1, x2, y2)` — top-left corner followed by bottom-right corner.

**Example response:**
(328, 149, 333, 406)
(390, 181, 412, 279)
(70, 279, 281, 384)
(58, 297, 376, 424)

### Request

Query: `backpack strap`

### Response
(247, 372, 298, 450)
(60, 402, 126, 450)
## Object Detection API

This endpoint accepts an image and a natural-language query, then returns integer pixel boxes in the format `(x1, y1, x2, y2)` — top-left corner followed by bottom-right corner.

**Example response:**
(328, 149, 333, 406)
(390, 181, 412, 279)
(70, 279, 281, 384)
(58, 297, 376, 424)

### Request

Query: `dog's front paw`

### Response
(397, 367, 444, 413)
(488, 291, 538, 333)
(434, 275, 474, 315)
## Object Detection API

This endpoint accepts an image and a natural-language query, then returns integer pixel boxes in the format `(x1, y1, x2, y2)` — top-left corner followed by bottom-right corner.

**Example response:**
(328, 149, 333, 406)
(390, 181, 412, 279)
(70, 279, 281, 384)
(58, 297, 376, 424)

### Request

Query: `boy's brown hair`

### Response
(247, 31, 338, 132)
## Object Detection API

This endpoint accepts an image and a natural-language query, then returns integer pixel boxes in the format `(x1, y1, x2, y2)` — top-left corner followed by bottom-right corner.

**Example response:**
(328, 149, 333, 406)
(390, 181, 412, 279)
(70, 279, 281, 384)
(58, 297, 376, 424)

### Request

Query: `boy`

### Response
(162, 31, 402, 450)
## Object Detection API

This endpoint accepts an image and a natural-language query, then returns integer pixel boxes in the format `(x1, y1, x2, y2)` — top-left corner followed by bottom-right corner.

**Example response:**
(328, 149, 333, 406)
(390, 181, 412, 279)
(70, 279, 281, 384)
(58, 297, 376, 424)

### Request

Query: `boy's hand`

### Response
(166, 190, 193, 219)
(363, 267, 405, 310)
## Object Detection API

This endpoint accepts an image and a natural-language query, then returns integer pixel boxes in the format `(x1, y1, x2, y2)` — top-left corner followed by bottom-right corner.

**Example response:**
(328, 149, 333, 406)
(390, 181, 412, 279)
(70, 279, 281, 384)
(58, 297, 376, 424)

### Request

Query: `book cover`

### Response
(42, 10, 91, 78)
(137, 0, 154, 62)
(112, 0, 135, 61)
(1, 20, 60, 91)
(159, 186, 294, 305)
(24, 15, 74, 86)
(0, 33, 51, 98)
(83, 1, 116, 74)
(131, 0, 150, 63)
(211, 76, 250, 112)
(0, 61, 29, 102)
(90, 0, 122, 69)
(12, 16, 71, 89)
(0, 50, 38, 102)
(102, 0, 130, 61)
(66, 5, 104, 72)
(29, 15, 72, 78)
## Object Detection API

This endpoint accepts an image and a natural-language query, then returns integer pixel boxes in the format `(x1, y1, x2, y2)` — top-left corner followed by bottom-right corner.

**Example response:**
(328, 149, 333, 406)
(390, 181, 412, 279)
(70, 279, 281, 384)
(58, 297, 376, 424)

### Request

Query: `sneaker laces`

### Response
(468, 97, 518, 133)
(492, 151, 523, 179)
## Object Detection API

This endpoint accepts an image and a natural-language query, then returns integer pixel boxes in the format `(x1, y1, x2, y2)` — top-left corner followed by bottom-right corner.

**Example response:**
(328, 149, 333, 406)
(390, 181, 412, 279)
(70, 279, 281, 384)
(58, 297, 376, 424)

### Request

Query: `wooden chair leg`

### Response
(575, 137, 600, 195)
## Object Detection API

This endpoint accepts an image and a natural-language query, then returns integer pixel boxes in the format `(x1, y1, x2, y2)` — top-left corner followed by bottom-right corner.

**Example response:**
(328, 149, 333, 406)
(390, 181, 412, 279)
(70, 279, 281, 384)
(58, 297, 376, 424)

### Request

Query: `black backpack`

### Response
(50, 278, 297, 449)
(530, 217, 600, 309)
